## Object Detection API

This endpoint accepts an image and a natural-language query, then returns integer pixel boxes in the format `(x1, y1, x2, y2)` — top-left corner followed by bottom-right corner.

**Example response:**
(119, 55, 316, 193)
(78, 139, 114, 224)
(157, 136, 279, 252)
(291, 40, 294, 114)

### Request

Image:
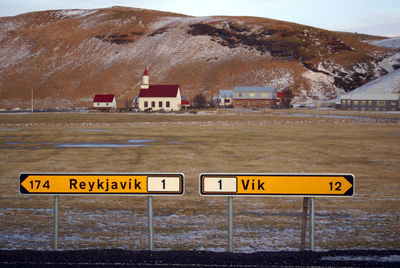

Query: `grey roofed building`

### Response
(233, 86, 277, 108)
(340, 93, 399, 111)
(218, 90, 234, 98)
(341, 93, 399, 100)
(233, 86, 277, 99)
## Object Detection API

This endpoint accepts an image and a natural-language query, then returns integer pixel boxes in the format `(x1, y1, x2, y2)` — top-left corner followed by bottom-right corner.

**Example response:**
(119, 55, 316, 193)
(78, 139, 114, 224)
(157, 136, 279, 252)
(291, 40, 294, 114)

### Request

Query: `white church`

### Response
(137, 68, 183, 112)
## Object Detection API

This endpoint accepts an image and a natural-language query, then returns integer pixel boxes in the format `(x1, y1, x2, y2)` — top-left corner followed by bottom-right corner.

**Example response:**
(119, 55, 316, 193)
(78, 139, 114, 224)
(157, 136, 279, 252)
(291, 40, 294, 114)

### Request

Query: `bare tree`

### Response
(192, 93, 207, 109)
(279, 89, 294, 108)
(208, 98, 216, 108)
(124, 99, 130, 110)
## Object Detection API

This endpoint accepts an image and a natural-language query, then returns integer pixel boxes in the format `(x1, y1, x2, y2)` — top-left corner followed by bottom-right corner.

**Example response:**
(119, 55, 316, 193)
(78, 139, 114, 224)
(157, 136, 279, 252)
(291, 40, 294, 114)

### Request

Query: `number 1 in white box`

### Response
(147, 177, 180, 192)
(203, 177, 236, 193)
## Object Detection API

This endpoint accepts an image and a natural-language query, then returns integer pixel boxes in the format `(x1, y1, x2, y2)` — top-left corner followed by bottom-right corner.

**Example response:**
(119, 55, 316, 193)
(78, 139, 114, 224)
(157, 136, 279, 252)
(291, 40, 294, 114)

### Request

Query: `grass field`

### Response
(0, 110, 399, 252)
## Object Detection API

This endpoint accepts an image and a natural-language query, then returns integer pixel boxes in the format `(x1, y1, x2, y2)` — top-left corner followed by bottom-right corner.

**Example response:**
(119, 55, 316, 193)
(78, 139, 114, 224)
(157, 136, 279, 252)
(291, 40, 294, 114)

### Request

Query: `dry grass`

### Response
(0, 110, 399, 251)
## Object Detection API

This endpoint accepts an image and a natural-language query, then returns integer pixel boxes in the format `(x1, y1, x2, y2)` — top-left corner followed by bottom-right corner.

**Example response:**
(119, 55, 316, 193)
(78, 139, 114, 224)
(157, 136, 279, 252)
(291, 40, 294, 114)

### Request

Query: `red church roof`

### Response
(93, 94, 115, 102)
(144, 68, 148, 76)
(139, 85, 180, 98)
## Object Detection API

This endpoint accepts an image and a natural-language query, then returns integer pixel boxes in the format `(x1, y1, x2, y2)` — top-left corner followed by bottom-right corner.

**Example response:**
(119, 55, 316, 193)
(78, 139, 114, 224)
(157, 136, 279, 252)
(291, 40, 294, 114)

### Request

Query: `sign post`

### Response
(309, 197, 315, 251)
(148, 196, 154, 251)
(300, 197, 309, 251)
(20, 173, 184, 251)
(200, 173, 354, 252)
(227, 196, 233, 252)
(54, 195, 59, 251)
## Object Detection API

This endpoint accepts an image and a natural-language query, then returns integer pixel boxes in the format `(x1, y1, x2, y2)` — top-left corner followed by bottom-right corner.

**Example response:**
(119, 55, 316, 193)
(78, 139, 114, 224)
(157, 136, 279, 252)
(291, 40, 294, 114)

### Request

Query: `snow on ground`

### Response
(351, 68, 400, 95)
(56, 9, 98, 18)
(0, 19, 26, 42)
(1, 206, 399, 252)
(378, 52, 400, 73)
(149, 16, 213, 31)
(371, 37, 400, 49)
(302, 70, 339, 102)
(0, 39, 34, 69)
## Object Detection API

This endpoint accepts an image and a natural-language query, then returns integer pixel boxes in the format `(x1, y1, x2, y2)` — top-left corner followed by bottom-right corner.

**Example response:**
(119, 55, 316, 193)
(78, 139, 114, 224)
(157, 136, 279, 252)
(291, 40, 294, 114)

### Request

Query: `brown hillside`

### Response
(0, 6, 398, 109)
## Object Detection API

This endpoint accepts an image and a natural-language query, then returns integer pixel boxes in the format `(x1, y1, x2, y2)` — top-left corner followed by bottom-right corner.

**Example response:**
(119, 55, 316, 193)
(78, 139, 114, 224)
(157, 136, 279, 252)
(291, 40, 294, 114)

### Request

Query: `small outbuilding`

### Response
(93, 94, 116, 110)
(181, 96, 190, 109)
(217, 90, 234, 107)
(340, 93, 399, 111)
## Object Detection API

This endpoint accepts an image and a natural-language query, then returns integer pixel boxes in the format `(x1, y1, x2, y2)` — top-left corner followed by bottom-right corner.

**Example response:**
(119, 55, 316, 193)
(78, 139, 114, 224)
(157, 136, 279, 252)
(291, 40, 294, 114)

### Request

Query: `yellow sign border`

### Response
(199, 173, 354, 197)
(20, 173, 184, 195)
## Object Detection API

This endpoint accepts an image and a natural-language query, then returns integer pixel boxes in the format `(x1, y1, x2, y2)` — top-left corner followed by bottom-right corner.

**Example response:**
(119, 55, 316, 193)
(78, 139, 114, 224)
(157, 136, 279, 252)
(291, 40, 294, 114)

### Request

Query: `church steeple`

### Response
(141, 68, 149, 89)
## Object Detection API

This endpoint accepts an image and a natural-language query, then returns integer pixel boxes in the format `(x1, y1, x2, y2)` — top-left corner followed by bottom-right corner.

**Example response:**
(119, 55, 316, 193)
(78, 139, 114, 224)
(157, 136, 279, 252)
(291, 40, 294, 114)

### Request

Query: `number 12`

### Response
(329, 181, 342, 191)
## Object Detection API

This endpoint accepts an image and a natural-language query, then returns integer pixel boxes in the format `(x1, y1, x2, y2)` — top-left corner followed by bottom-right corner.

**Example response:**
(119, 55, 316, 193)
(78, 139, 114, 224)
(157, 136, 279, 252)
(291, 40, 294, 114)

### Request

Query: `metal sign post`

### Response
(31, 88, 34, 113)
(309, 197, 315, 251)
(300, 197, 309, 251)
(148, 196, 154, 251)
(227, 196, 233, 252)
(53, 195, 59, 251)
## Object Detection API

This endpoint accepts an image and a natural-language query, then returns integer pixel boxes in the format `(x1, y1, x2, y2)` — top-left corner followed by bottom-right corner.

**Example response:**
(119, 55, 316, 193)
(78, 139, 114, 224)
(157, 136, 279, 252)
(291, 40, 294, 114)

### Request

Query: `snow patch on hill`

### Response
(0, 38, 34, 69)
(138, 16, 262, 74)
(56, 9, 98, 19)
(371, 37, 400, 49)
(378, 53, 400, 73)
(351, 68, 400, 94)
(302, 70, 339, 100)
(150, 16, 214, 31)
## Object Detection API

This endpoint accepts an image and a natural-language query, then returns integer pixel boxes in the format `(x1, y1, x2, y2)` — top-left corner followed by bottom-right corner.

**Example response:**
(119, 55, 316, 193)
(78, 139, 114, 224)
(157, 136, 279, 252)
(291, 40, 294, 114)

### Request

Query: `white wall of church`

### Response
(139, 97, 181, 111)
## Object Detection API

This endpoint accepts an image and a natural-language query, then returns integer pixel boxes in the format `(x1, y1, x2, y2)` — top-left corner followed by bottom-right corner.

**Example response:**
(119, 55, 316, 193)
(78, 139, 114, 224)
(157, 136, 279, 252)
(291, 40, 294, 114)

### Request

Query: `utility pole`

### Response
(31, 88, 34, 112)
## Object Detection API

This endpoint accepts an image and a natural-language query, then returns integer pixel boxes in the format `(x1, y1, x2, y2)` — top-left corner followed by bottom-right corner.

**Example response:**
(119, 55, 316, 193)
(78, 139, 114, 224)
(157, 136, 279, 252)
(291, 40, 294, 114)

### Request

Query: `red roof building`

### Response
(93, 94, 116, 109)
(181, 99, 190, 106)
(93, 94, 115, 103)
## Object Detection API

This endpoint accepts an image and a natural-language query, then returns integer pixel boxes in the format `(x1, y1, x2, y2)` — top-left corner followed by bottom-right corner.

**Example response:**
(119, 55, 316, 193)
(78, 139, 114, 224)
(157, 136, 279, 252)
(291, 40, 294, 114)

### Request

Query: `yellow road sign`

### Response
(20, 173, 184, 195)
(200, 174, 354, 196)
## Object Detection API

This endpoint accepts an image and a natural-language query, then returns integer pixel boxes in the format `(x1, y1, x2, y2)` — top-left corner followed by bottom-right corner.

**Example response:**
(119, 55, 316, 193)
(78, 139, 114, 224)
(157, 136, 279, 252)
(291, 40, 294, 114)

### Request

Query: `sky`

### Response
(1, 0, 400, 37)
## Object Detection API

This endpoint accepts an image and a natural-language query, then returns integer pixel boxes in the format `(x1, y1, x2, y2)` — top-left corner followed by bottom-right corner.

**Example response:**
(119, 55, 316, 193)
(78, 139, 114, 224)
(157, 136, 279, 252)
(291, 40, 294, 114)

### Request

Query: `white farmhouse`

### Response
(93, 94, 116, 109)
(217, 90, 234, 107)
(138, 68, 182, 112)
